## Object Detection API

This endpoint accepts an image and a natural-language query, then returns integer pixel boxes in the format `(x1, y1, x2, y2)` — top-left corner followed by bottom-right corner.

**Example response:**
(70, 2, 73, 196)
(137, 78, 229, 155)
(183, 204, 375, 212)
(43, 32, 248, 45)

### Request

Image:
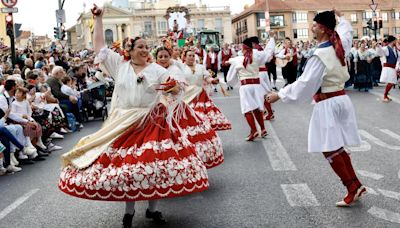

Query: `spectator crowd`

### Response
(0, 48, 113, 175)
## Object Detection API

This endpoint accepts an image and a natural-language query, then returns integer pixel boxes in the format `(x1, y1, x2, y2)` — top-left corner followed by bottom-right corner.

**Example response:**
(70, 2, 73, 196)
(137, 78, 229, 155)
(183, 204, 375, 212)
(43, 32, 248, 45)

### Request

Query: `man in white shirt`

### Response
(267, 10, 366, 207)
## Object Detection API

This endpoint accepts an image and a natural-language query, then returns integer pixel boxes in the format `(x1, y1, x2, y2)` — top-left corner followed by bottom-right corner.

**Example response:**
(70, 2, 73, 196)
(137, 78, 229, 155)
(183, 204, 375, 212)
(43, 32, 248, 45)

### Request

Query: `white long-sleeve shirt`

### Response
(376, 45, 400, 69)
(0, 91, 28, 123)
(10, 100, 34, 122)
(278, 16, 352, 103)
(227, 38, 276, 86)
(61, 84, 79, 98)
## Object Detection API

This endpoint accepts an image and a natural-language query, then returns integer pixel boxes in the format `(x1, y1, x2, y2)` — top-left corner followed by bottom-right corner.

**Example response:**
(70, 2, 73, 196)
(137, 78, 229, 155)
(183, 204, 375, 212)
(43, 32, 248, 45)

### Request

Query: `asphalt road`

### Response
(1, 77, 400, 228)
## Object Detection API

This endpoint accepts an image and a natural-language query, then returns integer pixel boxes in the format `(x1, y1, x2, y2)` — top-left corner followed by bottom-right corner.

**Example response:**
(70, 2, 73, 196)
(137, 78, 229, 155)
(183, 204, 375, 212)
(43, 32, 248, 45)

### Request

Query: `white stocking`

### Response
(125, 202, 135, 215)
(148, 200, 158, 212)
(26, 136, 34, 148)
(36, 137, 46, 149)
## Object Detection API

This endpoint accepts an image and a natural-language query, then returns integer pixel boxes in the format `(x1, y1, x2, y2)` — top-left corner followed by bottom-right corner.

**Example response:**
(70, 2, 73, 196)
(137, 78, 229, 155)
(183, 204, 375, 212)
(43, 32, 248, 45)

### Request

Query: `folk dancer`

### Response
(227, 33, 276, 141)
(155, 46, 225, 168)
(248, 36, 275, 121)
(59, 6, 209, 228)
(267, 10, 366, 207)
(377, 35, 400, 102)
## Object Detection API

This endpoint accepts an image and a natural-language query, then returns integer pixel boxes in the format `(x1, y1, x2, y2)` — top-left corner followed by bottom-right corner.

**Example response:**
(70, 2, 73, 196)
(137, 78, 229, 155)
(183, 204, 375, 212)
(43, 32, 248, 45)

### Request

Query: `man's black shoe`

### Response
(37, 151, 49, 157)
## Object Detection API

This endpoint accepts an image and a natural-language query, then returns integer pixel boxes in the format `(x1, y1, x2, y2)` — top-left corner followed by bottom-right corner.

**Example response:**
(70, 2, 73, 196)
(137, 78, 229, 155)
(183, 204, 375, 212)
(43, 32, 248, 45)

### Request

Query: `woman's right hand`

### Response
(91, 4, 103, 18)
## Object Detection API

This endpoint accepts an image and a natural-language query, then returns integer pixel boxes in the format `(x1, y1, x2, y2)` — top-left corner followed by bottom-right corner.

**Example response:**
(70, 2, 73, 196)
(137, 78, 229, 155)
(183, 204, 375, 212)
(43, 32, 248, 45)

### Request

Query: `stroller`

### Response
(80, 82, 109, 122)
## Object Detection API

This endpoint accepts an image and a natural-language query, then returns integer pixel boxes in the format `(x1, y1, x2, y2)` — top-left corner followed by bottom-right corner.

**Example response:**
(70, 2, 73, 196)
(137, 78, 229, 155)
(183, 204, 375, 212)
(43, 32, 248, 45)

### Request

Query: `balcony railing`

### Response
(270, 22, 285, 28)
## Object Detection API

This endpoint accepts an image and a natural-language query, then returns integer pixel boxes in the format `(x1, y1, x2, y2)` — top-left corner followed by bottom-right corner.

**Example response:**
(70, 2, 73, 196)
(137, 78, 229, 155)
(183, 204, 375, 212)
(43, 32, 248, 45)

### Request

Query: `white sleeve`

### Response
(397, 50, 400, 62)
(0, 96, 8, 113)
(26, 101, 33, 119)
(226, 63, 238, 86)
(168, 65, 186, 83)
(218, 51, 222, 66)
(278, 56, 325, 103)
(337, 16, 353, 57)
(276, 48, 286, 59)
(94, 47, 123, 79)
(376, 46, 388, 57)
(254, 38, 276, 65)
(171, 59, 185, 71)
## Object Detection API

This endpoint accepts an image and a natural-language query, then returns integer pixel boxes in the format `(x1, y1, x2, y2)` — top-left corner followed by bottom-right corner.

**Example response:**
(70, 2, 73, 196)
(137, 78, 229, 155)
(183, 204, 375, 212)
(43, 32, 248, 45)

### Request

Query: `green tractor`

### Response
(197, 29, 220, 52)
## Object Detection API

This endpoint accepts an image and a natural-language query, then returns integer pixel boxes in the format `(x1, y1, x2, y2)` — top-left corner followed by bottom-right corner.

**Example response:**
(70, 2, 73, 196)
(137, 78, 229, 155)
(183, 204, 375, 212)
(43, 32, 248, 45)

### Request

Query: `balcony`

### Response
(270, 22, 285, 28)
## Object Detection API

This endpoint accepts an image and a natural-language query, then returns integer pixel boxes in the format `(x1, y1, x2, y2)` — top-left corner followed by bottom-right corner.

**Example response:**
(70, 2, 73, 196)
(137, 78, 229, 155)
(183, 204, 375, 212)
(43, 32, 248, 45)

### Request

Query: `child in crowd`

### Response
(10, 87, 47, 151)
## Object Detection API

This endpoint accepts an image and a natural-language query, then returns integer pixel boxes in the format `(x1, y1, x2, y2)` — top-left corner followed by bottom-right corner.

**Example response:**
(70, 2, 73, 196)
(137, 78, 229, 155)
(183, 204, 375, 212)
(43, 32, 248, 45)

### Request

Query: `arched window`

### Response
(105, 29, 114, 46)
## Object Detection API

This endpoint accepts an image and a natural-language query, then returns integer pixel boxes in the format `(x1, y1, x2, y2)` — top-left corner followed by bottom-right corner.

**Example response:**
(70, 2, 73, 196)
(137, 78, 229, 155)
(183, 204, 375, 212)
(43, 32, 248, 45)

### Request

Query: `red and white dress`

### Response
(58, 48, 209, 201)
(181, 63, 232, 131)
(166, 63, 224, 169)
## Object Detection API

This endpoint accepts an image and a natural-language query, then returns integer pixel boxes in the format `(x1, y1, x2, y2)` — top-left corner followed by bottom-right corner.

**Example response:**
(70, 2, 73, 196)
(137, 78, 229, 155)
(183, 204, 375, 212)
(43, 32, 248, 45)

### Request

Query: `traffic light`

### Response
(5, 13, 13, 37)
(60, 24, 66, 40)
(367, 18, 373, 30)
(61, 29, 66, 40)
(54, 27, 60, 39)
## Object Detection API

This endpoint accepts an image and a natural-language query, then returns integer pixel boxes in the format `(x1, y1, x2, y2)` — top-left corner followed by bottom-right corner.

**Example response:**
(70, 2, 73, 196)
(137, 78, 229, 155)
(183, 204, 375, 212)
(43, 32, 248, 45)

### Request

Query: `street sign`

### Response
(1, 7, 17, 13)
(1, 0, 17, 8)
(56, 9, 66, 24)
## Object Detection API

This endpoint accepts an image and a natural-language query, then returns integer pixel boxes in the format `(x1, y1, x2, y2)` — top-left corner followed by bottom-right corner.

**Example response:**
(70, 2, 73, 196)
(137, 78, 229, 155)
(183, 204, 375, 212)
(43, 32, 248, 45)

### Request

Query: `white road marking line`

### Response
(356, 170, 384, 180)
(366, 186, 379, 196)
(347, 140, 371, 152)
(359, 130, 400, 150)
(0, 189, 39, 221)
(281, 184, 320, 207)
(380, 129, 400, 141)
(378, 189, 400, 201)
(369, 91, 400, 104)
(262, 122, 297, 171)
(368, 206, 400, 224)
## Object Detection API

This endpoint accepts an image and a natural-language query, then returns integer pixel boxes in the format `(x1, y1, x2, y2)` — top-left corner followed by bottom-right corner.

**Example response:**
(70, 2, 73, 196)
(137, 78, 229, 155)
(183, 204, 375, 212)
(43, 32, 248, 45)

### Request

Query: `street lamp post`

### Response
(369, 0, 378, 40)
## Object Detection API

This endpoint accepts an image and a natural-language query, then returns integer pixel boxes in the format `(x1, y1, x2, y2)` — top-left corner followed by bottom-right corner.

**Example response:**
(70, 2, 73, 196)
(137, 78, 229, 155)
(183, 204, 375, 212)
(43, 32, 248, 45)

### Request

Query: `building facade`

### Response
(73, 0, 232, 50)
(232, 0, 400, 43)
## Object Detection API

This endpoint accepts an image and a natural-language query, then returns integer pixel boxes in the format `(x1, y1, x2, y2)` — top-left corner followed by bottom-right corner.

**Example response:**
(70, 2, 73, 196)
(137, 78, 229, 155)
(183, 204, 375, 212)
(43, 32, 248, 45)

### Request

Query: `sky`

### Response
(11, 0, 254, 37)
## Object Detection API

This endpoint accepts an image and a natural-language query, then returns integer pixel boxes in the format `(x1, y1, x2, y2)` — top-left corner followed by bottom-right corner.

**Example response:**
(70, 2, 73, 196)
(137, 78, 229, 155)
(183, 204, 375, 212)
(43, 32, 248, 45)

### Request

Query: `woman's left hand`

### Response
(166, 85, 180, 95)
(266, 92, 280, 103)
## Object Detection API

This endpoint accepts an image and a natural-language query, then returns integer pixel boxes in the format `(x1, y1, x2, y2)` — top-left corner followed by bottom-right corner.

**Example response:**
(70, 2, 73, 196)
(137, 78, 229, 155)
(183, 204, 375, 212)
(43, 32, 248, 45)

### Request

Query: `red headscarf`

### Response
(242, 44, 253, 68)
(253, 43, 263, 51)
(318, 24, 346, 66)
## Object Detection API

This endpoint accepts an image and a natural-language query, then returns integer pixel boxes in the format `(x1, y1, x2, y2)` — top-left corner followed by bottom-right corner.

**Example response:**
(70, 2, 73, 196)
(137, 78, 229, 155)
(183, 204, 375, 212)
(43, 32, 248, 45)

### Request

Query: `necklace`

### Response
(131, 60, 141, 66)
(186, 64, 195, 74)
